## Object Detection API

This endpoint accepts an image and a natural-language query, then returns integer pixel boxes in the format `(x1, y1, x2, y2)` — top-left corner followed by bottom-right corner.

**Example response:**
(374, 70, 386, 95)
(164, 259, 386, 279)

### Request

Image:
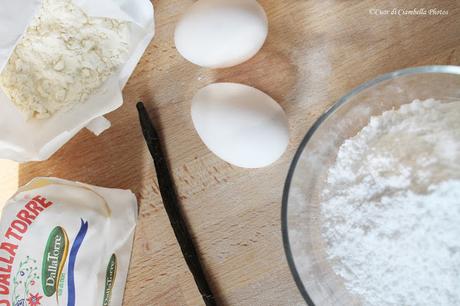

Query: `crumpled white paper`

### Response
(0, 0, 155, 162)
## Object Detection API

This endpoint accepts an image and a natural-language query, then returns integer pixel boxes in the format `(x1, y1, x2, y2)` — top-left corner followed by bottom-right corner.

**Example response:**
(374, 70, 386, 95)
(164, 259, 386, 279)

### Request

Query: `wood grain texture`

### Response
(0, 160, 18, 207)
(1, 0, 459, 305)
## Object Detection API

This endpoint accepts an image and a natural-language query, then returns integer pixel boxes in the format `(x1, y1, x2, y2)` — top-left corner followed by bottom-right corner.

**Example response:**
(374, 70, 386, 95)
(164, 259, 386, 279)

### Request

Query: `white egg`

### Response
(191, 83, 289, 168)
(175, 0, 268, 68)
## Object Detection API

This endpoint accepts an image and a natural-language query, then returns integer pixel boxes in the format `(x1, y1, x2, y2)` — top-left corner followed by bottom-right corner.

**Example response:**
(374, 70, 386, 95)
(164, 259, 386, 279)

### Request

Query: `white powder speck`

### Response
(321, 99, 460, 306)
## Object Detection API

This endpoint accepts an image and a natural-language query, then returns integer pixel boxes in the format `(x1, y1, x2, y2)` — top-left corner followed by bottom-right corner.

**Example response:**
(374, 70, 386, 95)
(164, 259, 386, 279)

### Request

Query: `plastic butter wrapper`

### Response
(0, 177, 138, 306)
(0, 0, 155, 162)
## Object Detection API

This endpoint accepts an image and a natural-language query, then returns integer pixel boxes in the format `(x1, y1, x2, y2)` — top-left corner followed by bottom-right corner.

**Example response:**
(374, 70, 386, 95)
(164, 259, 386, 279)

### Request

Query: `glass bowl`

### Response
(281, 65, 460, 305)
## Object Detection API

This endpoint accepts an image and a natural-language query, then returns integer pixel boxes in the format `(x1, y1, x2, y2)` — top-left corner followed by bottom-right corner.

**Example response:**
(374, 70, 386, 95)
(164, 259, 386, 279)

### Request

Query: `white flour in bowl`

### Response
(321, 99, 460, 305)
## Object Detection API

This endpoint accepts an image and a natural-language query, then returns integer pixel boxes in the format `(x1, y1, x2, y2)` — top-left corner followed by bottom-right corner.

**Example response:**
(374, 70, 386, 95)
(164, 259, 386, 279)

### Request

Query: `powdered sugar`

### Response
(321, 99, 460, 305)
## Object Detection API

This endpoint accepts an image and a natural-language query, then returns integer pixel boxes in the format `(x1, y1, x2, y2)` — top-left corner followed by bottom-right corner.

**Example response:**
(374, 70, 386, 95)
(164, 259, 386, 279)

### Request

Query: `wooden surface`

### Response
(1, 0, 459, 305)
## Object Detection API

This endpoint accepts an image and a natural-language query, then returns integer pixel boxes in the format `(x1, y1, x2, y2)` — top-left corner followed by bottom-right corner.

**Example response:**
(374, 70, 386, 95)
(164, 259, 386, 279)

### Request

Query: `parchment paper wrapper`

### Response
(0, 0, 155, 162)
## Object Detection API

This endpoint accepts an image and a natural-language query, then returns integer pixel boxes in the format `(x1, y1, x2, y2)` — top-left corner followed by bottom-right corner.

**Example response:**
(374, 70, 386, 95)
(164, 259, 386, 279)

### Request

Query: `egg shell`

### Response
(175, 0, 268, 68)
(191, 83, 289, 168)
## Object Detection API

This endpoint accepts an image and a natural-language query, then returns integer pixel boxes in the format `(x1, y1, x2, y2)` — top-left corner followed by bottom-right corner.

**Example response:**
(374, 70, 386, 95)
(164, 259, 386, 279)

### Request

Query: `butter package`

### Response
(0, 178, 138, 306)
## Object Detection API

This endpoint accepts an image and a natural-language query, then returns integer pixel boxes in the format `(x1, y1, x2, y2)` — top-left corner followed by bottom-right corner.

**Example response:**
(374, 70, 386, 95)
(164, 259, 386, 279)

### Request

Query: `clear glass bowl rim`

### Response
(281, 65, 460, 306)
